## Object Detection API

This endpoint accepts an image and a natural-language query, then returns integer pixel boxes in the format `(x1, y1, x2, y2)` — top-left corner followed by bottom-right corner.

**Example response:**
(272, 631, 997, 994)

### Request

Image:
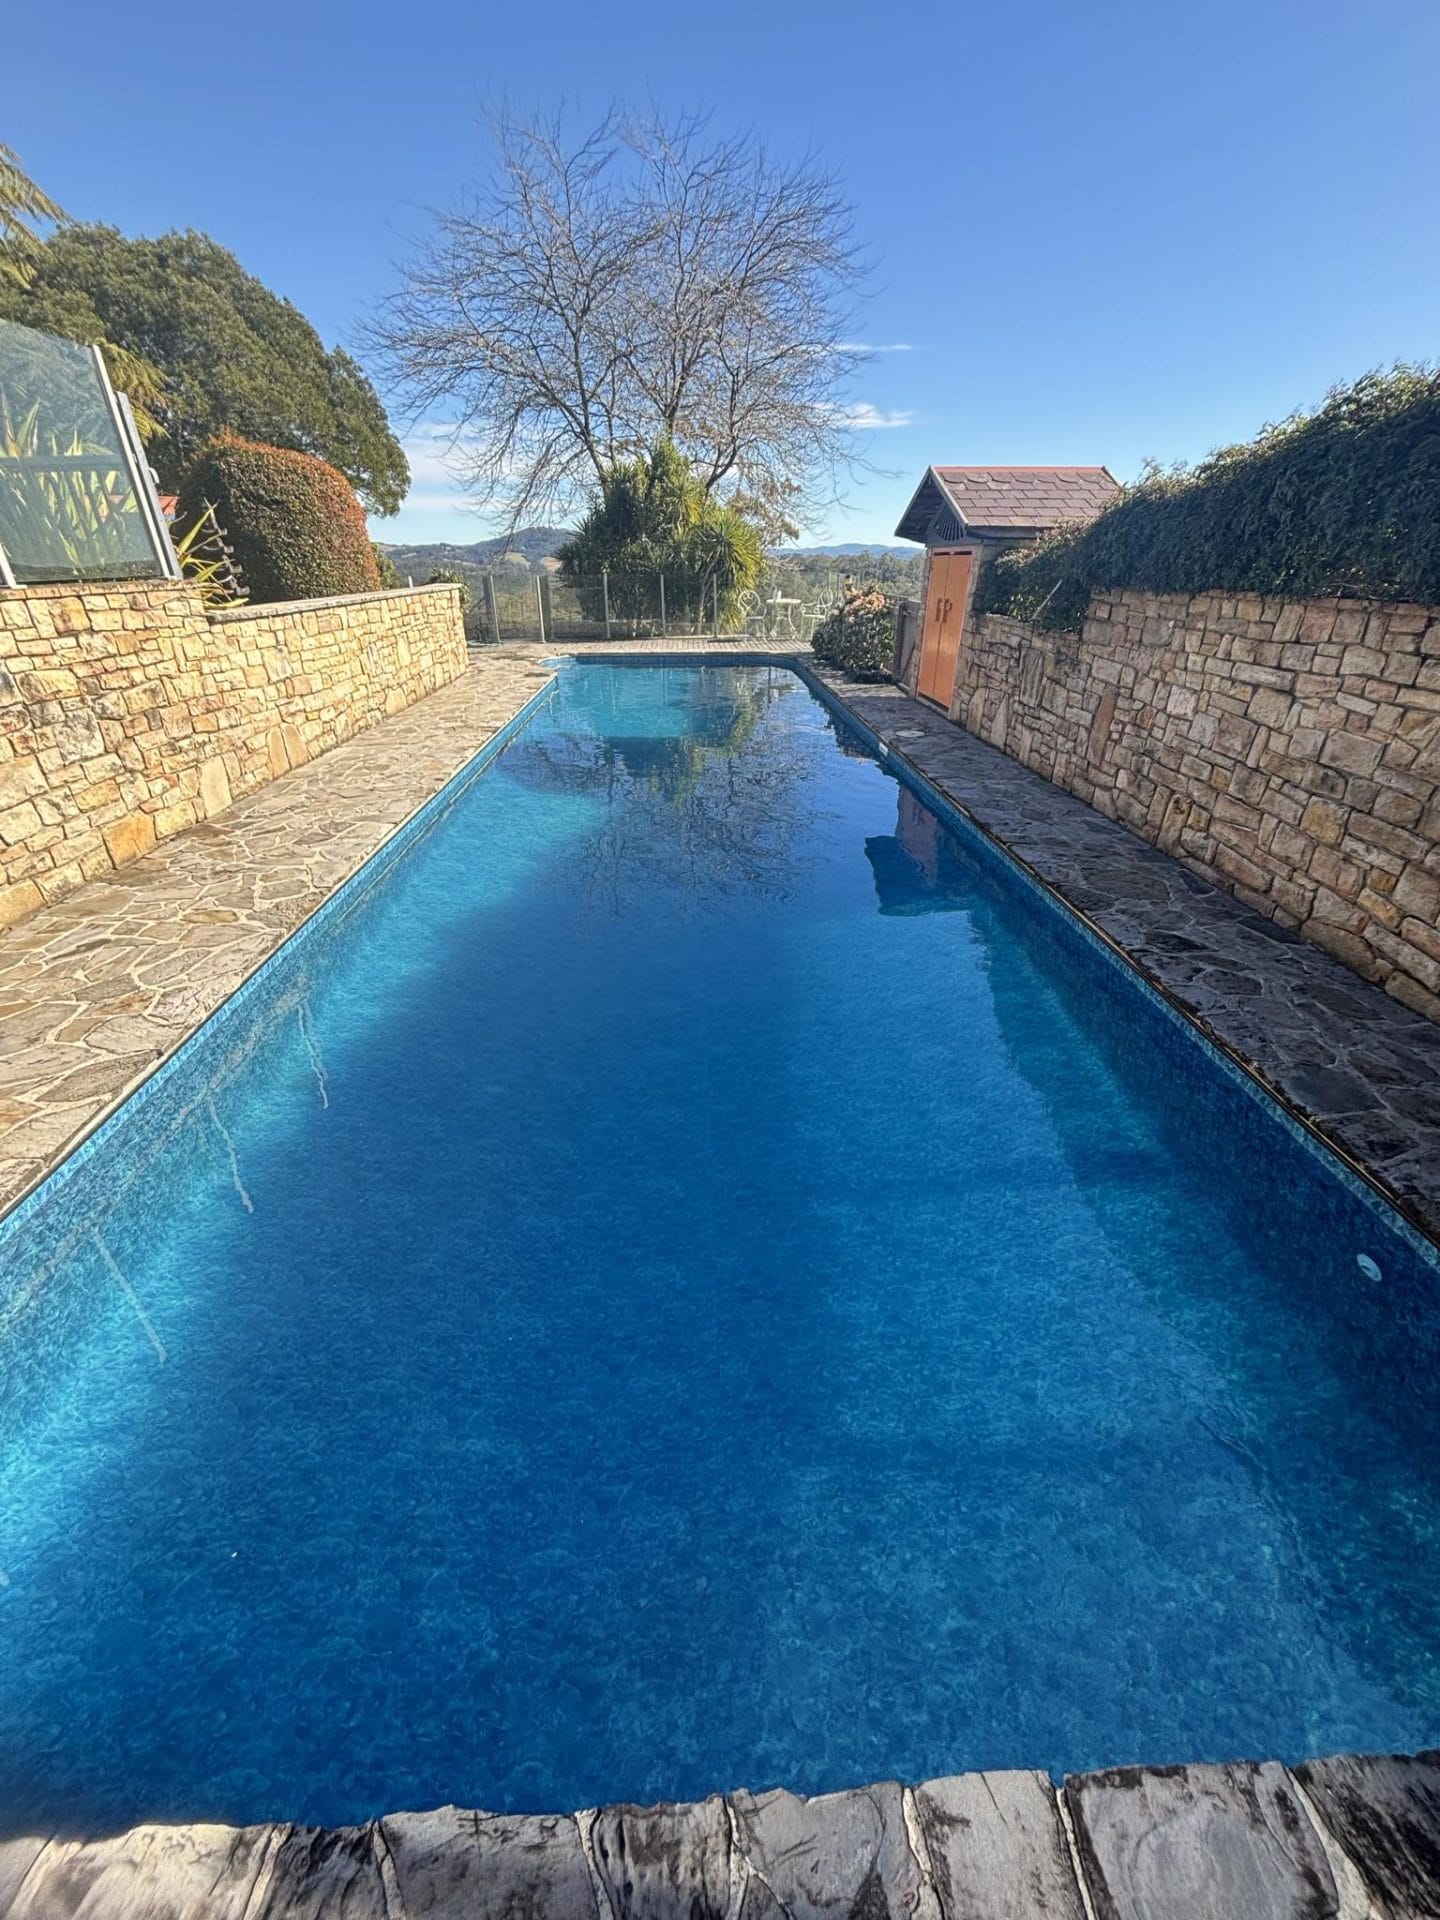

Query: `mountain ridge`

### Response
(376, 529, 917, 569)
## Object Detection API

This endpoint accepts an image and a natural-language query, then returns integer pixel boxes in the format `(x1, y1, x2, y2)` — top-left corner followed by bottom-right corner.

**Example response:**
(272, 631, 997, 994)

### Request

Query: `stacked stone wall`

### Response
(0, 580, 467, 927)
(953, 589, 1440, 1020)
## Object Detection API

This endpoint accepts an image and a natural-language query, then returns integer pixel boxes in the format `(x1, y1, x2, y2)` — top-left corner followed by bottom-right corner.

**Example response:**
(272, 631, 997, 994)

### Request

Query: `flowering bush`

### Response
(810, 585, 895, 678)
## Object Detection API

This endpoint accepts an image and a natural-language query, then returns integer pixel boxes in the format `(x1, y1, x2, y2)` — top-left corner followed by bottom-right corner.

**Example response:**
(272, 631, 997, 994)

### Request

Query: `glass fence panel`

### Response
(0, 318, 168, 585)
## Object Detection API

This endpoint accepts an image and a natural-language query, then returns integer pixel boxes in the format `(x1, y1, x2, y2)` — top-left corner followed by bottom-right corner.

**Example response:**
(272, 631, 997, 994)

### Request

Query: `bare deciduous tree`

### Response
(370, 107, 870, 536)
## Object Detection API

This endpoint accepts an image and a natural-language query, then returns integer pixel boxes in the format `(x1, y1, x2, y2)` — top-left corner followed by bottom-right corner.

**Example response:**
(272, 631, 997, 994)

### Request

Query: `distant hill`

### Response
(375, 527, 571, 580)
(375, 529, 922, 598)
(778, 543, 915, 558)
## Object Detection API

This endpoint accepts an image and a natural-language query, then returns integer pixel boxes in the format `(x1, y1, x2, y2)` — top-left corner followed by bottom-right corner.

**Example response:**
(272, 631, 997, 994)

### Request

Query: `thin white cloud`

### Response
(397, 423, 479, 494)
(833, 341, 913, 354)
(838, 403, 914, 430)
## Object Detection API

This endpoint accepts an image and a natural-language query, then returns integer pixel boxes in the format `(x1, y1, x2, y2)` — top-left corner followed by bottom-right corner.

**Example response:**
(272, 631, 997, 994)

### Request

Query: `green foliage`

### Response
(771, 547, 923, 598)
(977, 366, 1440, 632)
(179, 436, 381, 605)
(558, 440, 763, 627)
(0, 141, 66, 289)
(810, 585, 896, 677)
(373, 544, 402, 588)
(1, 227, 408, 512)
(173, 500, 248, 609)
(425, 565, 472, 615)
(0, 148, 166, 438)
(0, 385, 153, 582)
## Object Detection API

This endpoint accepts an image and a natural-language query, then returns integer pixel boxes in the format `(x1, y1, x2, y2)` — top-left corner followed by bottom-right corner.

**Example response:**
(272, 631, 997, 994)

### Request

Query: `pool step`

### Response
(3, 1754, 1440, 1917)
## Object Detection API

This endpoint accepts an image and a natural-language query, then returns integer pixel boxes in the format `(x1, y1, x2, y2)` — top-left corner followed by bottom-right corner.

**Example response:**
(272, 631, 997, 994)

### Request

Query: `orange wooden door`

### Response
(916, 551, 971, 709)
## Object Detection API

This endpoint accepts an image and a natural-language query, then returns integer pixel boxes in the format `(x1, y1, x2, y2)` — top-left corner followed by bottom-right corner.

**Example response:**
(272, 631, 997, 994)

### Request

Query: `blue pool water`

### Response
(2, 662, 1440, 1834)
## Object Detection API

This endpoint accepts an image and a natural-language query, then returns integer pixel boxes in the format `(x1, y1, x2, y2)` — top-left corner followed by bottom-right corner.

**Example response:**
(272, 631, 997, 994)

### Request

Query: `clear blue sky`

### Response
(9, 0, 1439, 547)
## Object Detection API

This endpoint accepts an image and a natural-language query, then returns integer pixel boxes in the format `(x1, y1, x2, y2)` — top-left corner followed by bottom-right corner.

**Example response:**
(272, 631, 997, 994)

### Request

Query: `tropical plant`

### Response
(0, 387, 152, 582)
(810, 585, 896, 678)
(2, 227, 408, 511)
(558, 440, 764, 630)
(178, 436, 381, 604)
(0, 146, 166, 440)
(172, 499, 247, 609)
(0, 141, 67, 288)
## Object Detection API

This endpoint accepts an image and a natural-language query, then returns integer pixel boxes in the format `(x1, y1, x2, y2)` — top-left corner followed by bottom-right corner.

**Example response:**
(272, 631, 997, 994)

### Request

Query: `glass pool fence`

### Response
(396, 569, 861, 646)
(0, 317, 179, 589)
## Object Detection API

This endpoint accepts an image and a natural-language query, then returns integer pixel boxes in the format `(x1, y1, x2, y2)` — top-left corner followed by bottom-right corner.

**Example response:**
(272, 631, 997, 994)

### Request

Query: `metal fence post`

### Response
(658, 573, 667, 637)
(483, 571, 500, 645)
(538, 572, 553, 645)
(602, 569, 612, 639)
(93, 348, 179, 581)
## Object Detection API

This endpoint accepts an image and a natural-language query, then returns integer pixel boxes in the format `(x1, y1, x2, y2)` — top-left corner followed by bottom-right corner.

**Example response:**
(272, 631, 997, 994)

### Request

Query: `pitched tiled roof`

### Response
(934, 466, 1119, 529)
(895, 465, 1119, 542)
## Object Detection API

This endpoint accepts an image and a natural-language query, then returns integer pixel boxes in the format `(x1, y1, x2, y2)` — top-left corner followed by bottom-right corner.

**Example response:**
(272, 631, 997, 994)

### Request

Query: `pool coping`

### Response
(0, 676, 558, 1250)
(5, 1750, 1440, 1916)
(794, 665, 1440, 1261)
(0, 653, 562, 1226)
(10, 646, 1435, 1250)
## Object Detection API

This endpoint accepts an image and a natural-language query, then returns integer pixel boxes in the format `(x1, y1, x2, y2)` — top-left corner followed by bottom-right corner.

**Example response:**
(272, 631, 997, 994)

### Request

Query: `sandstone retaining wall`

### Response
(0, 579, 467, 928)
(948, 589, 1440, 1021)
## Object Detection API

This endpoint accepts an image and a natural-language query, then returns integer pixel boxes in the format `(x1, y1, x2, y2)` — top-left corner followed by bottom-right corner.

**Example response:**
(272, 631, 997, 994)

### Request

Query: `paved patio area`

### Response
(3, 638, 1438, 1240)
(0, 648, 550, 1214)
(0, 639, 802, 1215)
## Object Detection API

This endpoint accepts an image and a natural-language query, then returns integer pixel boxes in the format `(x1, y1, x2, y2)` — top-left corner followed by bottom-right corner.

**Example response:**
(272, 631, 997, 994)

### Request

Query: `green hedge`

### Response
(976, 366, 1440, 632)
(179, 435, 380, 605)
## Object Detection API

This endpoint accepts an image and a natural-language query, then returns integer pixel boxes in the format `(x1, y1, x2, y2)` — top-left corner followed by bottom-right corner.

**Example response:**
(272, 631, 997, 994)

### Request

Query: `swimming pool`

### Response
(1, 661, 1438, 1833)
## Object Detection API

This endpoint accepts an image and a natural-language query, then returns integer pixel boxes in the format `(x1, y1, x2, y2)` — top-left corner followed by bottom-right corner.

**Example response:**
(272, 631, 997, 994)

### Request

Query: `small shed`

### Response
(893, 466, 1118, 710)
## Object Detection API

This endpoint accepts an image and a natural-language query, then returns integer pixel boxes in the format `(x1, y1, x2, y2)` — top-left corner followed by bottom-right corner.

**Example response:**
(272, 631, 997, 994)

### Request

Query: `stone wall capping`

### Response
(208, 582, 461, 623)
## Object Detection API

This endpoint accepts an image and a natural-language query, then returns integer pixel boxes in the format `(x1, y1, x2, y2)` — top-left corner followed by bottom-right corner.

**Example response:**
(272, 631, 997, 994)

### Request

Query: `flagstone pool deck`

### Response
(2, 642, 1438, 1234)
(4, 644, 1440, 1919)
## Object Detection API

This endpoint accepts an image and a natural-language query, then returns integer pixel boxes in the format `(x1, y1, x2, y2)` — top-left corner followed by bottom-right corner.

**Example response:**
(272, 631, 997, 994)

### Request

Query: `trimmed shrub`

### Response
(811, 585, 896, 678)
(178, 435, 381, 605)
(976, 365, 1440, 632)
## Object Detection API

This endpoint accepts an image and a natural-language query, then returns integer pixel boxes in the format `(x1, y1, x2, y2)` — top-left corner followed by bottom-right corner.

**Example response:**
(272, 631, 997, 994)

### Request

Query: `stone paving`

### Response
(5, 1751, 1440, 1917)
(802, 666, 1440, 1247)
(0, 637, 801, 1216)
(0, 647, 554, 1215)
(2, 636, 1436, 1244)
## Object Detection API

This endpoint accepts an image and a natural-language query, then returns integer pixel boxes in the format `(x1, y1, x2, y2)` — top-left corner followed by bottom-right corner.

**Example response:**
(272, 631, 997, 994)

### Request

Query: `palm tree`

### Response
(0, 144, 165, 439)
(0, 142, 67, 288)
